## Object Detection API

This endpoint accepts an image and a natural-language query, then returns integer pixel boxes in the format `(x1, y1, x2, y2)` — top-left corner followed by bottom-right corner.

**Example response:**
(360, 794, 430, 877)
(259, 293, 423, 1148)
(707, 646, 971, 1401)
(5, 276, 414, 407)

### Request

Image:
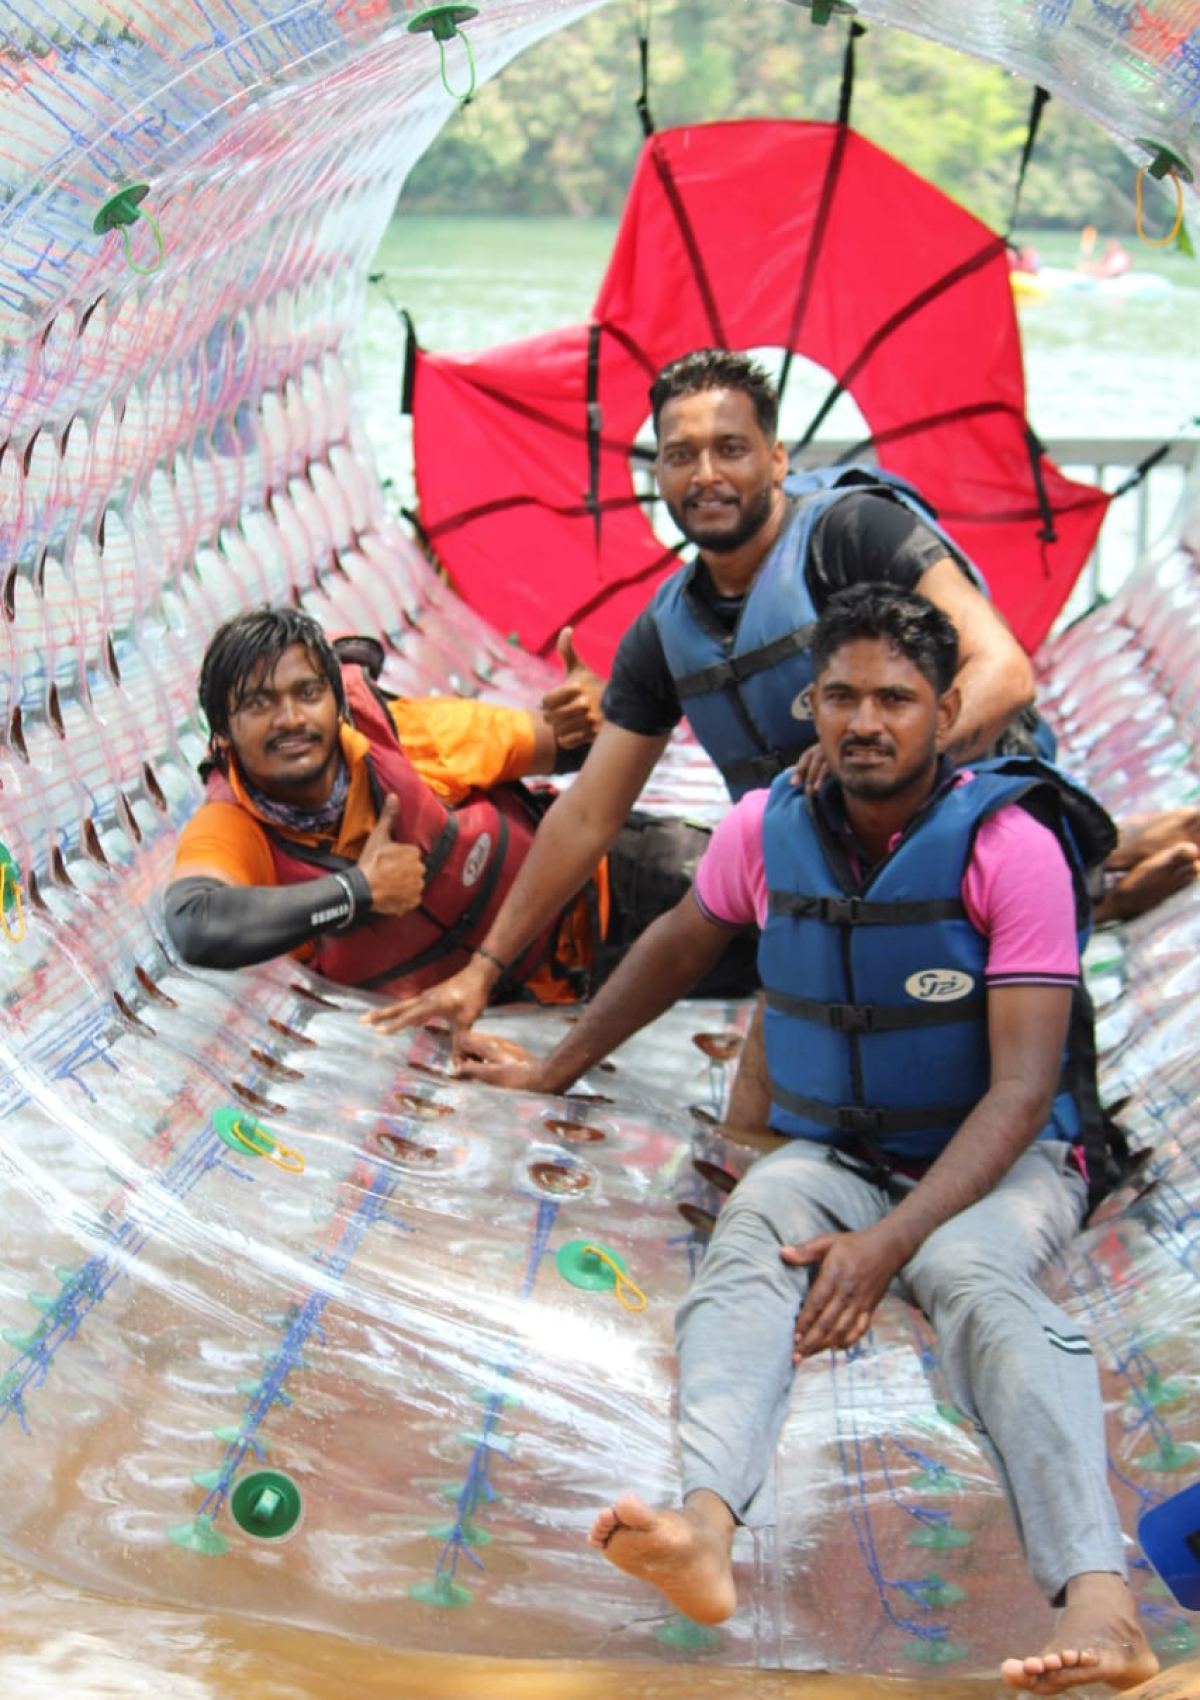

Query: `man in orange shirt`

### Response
(165, 607, 756, 1004)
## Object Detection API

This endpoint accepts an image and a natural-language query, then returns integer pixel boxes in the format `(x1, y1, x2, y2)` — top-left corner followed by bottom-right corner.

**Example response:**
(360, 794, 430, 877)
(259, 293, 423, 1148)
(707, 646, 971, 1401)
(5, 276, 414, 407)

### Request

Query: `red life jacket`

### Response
(206, 666, 562, 997)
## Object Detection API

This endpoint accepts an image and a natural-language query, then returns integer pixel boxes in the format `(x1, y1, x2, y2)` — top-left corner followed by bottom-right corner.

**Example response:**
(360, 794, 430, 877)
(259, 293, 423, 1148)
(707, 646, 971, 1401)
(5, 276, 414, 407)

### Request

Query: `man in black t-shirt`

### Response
(603, 475, 948, 762)
(365, 348, 1035, 1043)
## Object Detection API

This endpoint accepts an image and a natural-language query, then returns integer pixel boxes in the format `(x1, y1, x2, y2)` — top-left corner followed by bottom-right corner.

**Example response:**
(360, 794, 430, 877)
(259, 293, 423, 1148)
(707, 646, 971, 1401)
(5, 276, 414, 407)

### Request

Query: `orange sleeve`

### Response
(173, 801, 278, 888)
(388, 697, 537, 804)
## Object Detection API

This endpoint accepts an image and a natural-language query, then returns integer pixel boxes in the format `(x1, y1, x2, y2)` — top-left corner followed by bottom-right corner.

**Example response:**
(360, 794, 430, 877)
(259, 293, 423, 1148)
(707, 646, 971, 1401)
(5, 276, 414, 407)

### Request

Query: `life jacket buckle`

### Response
(829, 1002, 874, 1032)
(823, 895, 865, 924)
(834, 1105, 886, 1136)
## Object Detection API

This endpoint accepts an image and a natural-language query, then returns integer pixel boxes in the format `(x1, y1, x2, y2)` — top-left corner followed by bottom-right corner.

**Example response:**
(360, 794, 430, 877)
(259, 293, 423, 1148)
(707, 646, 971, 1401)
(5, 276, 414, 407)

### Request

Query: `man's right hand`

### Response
(357, 793, 426, 916)
(361, 956, 494, 1036)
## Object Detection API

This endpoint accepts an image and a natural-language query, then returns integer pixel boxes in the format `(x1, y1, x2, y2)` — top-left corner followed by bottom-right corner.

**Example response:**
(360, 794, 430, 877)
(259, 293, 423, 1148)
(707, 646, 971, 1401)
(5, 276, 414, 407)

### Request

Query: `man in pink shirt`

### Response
(464, 586, 1153, 1694)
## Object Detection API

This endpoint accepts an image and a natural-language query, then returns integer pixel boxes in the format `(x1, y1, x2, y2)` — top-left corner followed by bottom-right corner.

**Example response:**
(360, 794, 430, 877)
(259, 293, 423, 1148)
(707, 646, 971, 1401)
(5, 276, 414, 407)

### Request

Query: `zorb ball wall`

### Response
(0, 0, 1198, 1681)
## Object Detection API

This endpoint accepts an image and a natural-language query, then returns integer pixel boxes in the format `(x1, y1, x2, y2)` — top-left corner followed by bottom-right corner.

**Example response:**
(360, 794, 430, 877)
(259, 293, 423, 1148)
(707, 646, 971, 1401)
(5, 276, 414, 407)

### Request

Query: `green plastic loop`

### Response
(409, 1572, 473, 1608)
(914, 1572, 968, 1607)
(427, 1517, 491, 1546)
(654, 1615, 723, 1649)
(902, 1637, 967, 1666)
(93, 184, 165, 275)
(407, 4, 478, 100)
(908, 1467, 967, 1495)
(1136, 1436, 1199, 1473)
(556, 1238, 625, 1292)
(230, 1469, 303, 1540)
(908, 1521, 972, 1550)
(165, 1513, 231, 1556)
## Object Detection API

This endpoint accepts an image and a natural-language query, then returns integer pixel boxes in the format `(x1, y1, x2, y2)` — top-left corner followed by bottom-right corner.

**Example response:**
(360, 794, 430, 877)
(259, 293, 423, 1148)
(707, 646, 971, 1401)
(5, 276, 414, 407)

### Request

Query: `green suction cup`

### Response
(654, 1615, 723, 1649)
(556, 1238, 624, 1292)
(230, 1469, 303, 1540)
(409, 1573, 473, 1607)
(93, 183, 149, 233)
(166, 1513, 230, 1555)
(406, 3, 478, 38)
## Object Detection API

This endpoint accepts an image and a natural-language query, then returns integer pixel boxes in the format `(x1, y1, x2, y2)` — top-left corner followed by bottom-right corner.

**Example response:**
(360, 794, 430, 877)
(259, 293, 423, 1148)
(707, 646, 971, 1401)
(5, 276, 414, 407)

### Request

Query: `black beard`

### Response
(671, 484, 775, 554)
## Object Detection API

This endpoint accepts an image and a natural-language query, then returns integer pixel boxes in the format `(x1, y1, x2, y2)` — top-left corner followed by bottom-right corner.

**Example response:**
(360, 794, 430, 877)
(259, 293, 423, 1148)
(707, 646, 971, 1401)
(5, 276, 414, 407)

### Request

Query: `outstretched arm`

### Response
(915, 557, 1035, 762)
(166, 795, 425, 969)
(461, 890, 738, 1092)
(785, 981, 1073, 1357)
(363, 721, 670, 1037)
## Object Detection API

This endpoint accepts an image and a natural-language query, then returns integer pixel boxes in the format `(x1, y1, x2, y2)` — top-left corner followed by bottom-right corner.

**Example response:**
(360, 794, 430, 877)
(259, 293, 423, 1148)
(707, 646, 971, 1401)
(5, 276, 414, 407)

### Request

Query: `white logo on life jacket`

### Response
(462, 833, 492, 888)
(790, 687, 813, 722)
(904, 968, 976, 1002)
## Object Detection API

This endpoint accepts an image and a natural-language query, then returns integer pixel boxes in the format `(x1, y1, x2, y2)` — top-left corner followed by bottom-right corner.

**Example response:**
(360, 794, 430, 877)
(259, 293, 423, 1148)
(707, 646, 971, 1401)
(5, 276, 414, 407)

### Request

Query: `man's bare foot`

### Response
(588, 1490, 737, 1625)
(1109, 808, 1200, 872)
(1001, 1573, 1158, 1693)
(1095, 842, 1200, 924)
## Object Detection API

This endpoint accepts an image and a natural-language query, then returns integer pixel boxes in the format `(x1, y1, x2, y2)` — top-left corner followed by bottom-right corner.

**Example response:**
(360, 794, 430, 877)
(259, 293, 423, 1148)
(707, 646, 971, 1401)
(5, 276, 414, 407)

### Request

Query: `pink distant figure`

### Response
(1078, 229, 1132, 278)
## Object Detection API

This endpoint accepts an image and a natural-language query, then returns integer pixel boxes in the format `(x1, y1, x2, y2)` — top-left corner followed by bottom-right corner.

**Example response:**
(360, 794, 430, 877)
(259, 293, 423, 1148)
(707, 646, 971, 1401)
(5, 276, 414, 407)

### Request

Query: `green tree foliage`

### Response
(400, 2, 1141, 231)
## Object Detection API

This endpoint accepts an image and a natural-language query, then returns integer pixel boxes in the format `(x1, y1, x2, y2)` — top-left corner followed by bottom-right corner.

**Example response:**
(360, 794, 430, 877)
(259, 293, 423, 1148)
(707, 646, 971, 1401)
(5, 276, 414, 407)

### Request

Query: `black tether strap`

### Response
(794, 234, 1009, 449)
(772, 1086, 971, 1137)
(635, 0, 654, 137)
(766, 987, 984, 1031)
(778, 92, 853, 402)
(1024, 423, 1059, 544)
(1111, 433, 1193, 499)
(837, 20, 866, 127)
(400, 308, 418, 416)
(767, 891, 967, 924)
(1005, 86, 1050, 241)
(583, 321, 603, 550)
(673, 625, 815, 697)
(650, 136, 727, 347)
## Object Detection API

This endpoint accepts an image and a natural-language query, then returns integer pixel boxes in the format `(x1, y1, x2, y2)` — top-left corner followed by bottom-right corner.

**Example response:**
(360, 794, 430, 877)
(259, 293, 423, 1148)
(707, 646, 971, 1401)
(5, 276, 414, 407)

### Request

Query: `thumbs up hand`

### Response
(541, 625, 605, 751)
(356, 794, 426, 916)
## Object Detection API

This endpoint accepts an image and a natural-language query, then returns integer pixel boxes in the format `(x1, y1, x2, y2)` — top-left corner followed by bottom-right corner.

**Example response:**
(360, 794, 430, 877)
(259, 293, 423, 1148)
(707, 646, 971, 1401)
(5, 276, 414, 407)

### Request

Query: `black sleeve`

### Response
(599, 608, 683, 738)
(163, 870, 372, 969)
(806, 492, 953, 606)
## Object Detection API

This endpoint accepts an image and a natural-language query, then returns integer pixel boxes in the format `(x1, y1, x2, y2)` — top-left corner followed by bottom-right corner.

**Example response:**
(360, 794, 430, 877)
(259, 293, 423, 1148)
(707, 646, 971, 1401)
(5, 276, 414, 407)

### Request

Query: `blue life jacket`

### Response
(649, 467, 988, 799)
(757, 756, 1111, 1167)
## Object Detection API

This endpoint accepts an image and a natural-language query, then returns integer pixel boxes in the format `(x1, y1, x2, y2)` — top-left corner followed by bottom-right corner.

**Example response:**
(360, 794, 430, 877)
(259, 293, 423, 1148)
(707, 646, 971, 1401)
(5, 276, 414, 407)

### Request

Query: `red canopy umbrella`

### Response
(411, 119, 1109, 672)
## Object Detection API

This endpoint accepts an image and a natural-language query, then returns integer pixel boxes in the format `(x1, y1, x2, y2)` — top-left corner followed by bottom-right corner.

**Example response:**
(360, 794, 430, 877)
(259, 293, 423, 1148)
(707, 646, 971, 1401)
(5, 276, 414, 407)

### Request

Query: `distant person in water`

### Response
(466, 588, 1158, 1696)
(1078, 232, 1132, 280)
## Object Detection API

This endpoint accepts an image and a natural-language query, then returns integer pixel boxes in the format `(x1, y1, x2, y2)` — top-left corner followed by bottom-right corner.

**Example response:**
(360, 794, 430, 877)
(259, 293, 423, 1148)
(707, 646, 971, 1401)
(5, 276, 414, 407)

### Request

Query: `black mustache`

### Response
(267, 732, 320, 750)
(842, 739, 890, 753)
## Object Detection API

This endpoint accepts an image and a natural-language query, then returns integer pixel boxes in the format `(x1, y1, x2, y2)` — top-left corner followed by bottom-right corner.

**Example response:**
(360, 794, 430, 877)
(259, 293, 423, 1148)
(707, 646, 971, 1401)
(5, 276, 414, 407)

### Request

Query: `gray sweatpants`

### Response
(675, 1138, 1127, 1603)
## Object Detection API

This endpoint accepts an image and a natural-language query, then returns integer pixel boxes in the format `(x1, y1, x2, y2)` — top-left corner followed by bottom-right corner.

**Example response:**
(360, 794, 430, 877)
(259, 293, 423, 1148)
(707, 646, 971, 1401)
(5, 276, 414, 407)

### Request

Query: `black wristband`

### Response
(473, 945, 510, 976)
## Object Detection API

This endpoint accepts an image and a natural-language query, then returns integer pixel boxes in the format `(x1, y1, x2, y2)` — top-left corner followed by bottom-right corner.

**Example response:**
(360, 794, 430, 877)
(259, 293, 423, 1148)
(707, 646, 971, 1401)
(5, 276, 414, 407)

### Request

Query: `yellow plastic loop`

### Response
(229, 1117, 305, 1175)
(1135, 165, 1185, 248)
(581, 1243, 647, 1313)
(1, 863, 25, 945)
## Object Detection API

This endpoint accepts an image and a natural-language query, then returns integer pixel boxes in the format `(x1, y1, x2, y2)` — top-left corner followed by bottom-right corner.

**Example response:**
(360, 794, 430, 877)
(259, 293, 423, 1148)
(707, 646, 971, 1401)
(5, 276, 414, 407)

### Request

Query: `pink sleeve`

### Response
(963, 805, 1080, 985)
(693, 789, 771, 929)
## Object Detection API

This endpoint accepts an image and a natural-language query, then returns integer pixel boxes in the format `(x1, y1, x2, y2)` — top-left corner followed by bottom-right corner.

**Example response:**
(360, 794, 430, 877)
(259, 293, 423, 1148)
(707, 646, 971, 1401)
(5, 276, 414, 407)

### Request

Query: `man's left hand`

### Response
(789, 745, 829, 794)
(782, 1224, 906, 1359)
(542, 626, 604, 750)
(456, 1030, 548, 1091)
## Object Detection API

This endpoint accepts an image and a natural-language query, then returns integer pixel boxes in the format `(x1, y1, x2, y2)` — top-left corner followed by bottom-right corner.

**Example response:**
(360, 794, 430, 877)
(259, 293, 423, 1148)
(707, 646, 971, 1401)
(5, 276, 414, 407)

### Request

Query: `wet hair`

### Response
(810, 585, 960, 696)
(198, 607, 347, 751)
(649, 349, 779, 441)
